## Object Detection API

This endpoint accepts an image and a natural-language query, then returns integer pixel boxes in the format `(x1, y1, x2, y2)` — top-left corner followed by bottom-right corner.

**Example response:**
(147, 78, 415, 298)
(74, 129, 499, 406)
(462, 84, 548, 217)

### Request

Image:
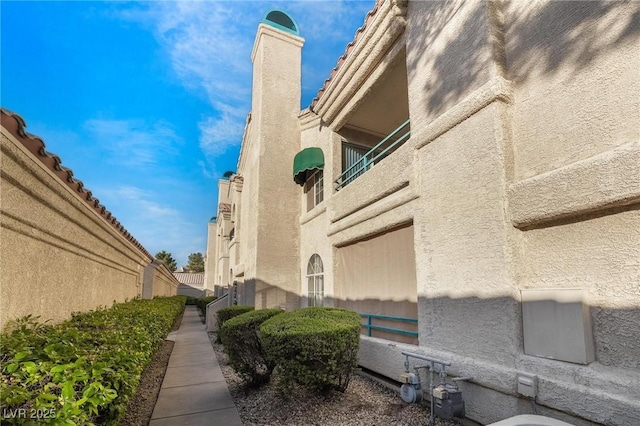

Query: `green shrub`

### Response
(0, 296, 186, 425)
(195, 296, 217, 314)
(219, 309, 284, 386)
(174, 295, 188, 305)
(216, 305, 254, 330)
(260, 307, 360, 394)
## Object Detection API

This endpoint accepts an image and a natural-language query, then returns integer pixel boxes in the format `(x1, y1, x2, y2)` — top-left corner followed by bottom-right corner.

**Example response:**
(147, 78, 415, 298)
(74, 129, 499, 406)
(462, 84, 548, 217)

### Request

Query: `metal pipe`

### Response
(402, 352, 453, 426)
(401, 351, 451, 366)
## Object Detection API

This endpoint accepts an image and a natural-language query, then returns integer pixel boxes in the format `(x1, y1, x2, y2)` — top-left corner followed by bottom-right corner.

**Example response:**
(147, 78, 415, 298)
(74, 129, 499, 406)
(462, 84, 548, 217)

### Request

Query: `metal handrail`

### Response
(359, 312, 418, 338)
(335, 119, 411, 190)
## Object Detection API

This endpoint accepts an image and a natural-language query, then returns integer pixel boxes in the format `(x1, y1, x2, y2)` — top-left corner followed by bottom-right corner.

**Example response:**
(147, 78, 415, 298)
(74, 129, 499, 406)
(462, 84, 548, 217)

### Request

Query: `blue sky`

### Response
(1, 0, 374, 266)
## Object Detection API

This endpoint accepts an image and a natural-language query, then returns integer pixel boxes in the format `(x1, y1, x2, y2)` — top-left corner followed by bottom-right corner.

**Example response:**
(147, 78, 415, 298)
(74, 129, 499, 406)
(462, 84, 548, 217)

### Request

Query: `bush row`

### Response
(216, 305, 254, 330)
(185, 295, 216, 311)
(193, 296, 217, 314)
(0, 296, 186, 425)
(219, 308, 283, 386)
(219, 306, 360, 394)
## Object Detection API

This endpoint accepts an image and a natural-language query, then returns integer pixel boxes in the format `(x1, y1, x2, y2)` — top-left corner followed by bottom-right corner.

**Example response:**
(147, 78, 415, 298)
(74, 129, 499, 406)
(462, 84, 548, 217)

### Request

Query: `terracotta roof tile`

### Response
(1, 108, 153, 260)
(172, 272, 204, 286)
(309, 0, 383, 111)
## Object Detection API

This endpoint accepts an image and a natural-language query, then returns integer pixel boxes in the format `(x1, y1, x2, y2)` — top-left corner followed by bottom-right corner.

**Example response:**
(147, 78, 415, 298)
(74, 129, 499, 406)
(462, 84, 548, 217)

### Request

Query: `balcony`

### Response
(334, 119, 410, 190)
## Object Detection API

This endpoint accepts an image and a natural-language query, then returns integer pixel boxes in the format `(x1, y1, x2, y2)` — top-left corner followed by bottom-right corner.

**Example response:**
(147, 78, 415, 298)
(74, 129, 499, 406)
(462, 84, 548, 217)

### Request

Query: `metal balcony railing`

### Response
(334, 119, 410, 190)
(359, 312, 418, 338)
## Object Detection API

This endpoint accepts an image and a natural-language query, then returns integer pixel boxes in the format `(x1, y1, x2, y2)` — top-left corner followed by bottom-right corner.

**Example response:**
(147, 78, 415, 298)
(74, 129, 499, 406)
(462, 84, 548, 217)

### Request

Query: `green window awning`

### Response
(293, 147, 324, 186)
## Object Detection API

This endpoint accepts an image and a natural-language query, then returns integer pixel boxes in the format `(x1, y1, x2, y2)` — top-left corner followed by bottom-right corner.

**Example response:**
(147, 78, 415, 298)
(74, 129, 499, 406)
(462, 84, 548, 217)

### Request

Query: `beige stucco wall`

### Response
(1, 119, 177, 330)
(405, 1, 637, 424)
(223, 2, 639, 424)
(298, 114, 334, 308)
(204, 220, 217, 293)
(505, 1, 640, 181)
(405, 0, 499, 132)
(152, 263, 179, 297)
(233, 24, 304, 310)
(205, 179, 232, 297)
(297, 1, 639, 425)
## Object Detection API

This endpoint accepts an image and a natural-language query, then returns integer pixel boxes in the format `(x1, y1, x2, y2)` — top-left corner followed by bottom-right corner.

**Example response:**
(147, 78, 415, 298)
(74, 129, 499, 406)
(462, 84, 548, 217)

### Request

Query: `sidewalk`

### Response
(150, 305, 243, 425)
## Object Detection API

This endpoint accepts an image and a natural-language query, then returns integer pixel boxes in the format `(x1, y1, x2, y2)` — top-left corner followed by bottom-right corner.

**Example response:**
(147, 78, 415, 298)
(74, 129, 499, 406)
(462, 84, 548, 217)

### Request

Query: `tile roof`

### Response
(309, 0, 384, 111)
(172, 272, 204, 286)
(1, 108, 153, 260)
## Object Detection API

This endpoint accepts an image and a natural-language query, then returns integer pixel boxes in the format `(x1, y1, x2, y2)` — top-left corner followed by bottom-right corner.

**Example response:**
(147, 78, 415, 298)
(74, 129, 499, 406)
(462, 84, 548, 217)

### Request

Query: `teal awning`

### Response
(293, 147, 324, 186)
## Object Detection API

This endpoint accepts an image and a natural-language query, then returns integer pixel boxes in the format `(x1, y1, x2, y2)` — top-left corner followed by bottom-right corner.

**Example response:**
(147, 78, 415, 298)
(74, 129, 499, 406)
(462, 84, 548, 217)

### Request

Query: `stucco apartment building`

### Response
(205, 2, 639, 425)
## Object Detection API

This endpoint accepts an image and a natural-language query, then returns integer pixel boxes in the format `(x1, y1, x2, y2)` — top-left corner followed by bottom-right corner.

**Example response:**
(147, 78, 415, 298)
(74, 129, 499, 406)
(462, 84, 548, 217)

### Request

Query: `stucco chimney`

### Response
(241, 11, 304, 310)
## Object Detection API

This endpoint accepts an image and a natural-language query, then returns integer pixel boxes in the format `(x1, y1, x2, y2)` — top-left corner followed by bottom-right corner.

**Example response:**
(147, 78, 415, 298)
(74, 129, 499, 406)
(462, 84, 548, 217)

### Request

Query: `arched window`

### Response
(306, 254, 324, 307)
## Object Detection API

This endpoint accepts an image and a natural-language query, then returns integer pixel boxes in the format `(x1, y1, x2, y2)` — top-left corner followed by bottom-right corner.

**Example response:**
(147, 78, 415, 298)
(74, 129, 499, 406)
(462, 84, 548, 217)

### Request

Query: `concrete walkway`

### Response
(150, 305, 243, 425)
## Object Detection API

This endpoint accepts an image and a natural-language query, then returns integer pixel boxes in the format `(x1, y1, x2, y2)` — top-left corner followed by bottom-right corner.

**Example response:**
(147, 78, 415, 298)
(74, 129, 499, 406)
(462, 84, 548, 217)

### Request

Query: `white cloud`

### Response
(198, 159, 218, 180)
(287, 0, 373, 42)
(145, 1, 255, 105)
(83, 119, 183, 168)
(118, 0, 375, 170)
(198, 107, 245, 157)
(100, 185, 205, 266)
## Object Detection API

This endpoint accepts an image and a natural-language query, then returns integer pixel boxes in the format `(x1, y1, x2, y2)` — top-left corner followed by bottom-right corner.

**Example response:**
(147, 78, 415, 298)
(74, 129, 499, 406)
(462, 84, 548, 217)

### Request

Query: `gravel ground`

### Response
(210, 333, 461, 426)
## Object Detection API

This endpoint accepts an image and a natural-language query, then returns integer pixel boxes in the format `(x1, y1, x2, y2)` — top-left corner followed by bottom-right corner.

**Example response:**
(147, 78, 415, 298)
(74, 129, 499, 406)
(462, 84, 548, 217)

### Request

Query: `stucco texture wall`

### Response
(405, 0, 497, 132)
(318, 1, 640, 425)
(403, 1, 639, 424)
(152, 265, 179, 298)
(414, 104, 519, 363)
(1, 124, 155, 330)
(505, 1, 640, 181)
(502, 0, 640, 374)
(240, 24, 303, 311)
(217, 1, 640, 424)
(299, 118, 334, 309)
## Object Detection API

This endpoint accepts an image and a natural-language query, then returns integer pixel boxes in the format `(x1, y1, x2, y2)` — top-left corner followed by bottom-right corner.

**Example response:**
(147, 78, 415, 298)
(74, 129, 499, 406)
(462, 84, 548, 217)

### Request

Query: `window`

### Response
(341, 142, 369, 187)
(306, 254, 324, 307)
(304, 170, 324, 211)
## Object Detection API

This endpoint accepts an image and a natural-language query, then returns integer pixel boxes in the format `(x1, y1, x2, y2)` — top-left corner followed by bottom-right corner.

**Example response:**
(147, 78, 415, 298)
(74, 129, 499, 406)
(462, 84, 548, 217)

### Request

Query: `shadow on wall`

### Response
(177, 284, 205, 298)
(221, 279, 639, 423)
(418, 294, 640, 372)
(229, 278, 640, 372)
(231, 279, 419, 343)
(505, 1, 640, 84)
(590, 304, 640, 370)
(409, 1, 490, 118)
(406, 1, 640, 117)
(236, 278, 300, 312)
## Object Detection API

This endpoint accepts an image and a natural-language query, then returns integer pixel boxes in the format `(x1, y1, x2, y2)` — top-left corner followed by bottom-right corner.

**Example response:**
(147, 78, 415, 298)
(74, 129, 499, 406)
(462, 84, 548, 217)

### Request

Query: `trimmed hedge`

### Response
(195, 296, 216, 314)
(219, 309, 284, 386)
(0, 296, 186, 425)
(185, 296, 216, 311)
(260, 307, 360, 393)
(216, 305, 254, 330)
